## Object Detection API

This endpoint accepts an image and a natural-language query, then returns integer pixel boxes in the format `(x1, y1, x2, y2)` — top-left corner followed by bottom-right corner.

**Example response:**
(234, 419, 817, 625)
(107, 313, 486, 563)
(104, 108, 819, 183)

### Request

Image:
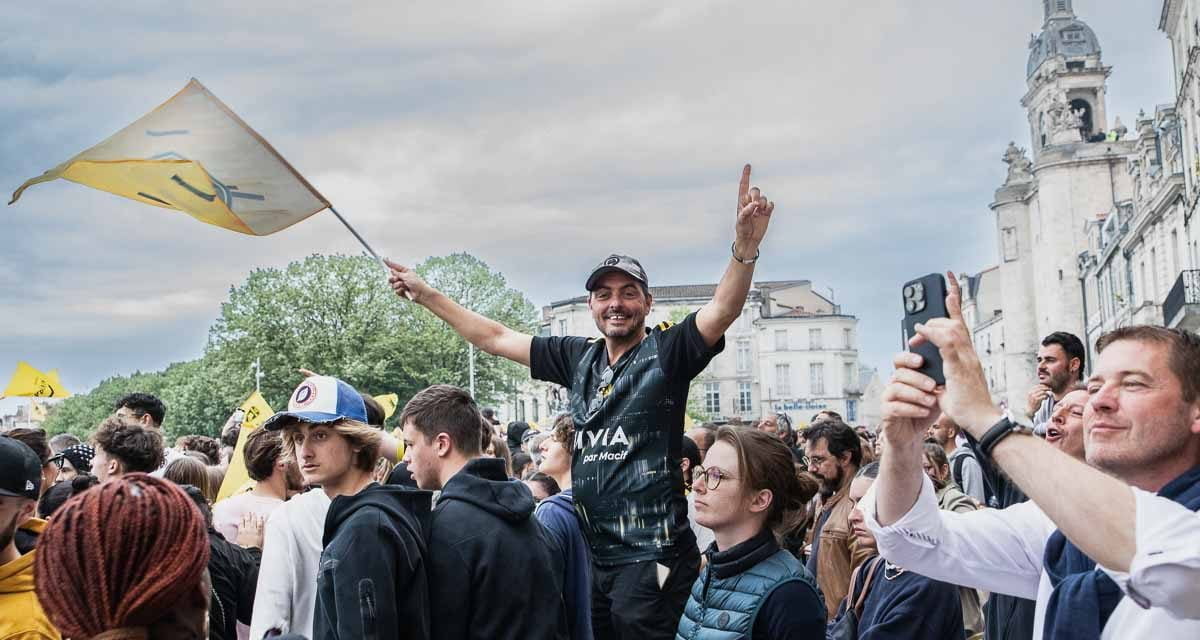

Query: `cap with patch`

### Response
(586, 254, 649, 291)
(262, 376, 368, 431)
(0, 436, 43, 500)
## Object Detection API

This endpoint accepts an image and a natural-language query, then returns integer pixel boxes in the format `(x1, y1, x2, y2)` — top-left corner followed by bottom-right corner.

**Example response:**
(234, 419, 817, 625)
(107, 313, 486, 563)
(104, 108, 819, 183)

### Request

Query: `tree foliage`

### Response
(43, 253, 538, 440)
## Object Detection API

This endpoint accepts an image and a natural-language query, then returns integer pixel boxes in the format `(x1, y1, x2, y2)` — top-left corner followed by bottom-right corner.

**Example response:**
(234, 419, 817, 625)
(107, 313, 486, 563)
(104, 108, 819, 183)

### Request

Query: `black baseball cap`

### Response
(586, 254, 649, 291)
(0, 436, 43, 500)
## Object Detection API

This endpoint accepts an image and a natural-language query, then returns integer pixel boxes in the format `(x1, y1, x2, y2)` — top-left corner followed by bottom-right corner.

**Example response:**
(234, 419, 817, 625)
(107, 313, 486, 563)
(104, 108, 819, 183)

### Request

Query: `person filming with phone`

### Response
(860, 271, 1200, 639)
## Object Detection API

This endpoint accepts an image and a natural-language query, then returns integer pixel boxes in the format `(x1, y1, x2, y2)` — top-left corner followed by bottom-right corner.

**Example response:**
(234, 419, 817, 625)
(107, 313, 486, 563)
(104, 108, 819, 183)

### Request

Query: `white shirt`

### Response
(861, 474, 1200, 639)
(212, 493, 284, 543)
(248, 489, 331, 640)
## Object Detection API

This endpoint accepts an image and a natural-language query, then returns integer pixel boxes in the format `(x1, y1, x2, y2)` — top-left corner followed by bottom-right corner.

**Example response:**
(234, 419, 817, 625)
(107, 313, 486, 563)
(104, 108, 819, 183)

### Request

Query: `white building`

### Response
(965, 1, 1200, 410)
(503, 280, 875, 429)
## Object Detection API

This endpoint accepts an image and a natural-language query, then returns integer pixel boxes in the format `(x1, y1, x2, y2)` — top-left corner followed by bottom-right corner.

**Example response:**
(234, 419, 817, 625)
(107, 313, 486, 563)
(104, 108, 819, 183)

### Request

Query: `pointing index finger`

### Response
(739, 164, 751, 203)
(945, 271, 964, 322)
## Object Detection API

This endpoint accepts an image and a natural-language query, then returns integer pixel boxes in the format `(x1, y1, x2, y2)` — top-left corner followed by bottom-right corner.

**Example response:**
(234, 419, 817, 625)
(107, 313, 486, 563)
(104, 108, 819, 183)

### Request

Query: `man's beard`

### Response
(817, 466, 844, 500)
(1046, 369, 1073, 395)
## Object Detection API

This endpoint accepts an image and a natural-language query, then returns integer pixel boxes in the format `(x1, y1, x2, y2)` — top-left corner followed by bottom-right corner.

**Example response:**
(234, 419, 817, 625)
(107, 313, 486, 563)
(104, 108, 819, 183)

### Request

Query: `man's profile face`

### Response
(402, 420, 444, 491)
(1083, 340, 1196, 477)
(587, 272, 652, 340)
(926, 415, 955, 447)
(1036, 343, 1077, 394)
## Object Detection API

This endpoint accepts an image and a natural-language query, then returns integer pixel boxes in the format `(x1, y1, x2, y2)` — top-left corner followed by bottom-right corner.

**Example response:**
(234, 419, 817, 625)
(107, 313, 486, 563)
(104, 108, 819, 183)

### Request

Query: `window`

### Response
(704, 382, 721, 415)
(1172, 230, 1181, 277)
(775, 364, 791, 397)
(843, 328, 852, 349)
(736, 340, 751, 372)
(737, 382, 753, 413)
(844, 363, 855, 389)
(810, 363, 825, 395)
(532, 399, 539, 423)
(558, 319, 567, 336)
(774, 329, 788, 351)
(738, 309, 751, 332)
(809, 328, 823, 350)
(517, 400, 526, 421)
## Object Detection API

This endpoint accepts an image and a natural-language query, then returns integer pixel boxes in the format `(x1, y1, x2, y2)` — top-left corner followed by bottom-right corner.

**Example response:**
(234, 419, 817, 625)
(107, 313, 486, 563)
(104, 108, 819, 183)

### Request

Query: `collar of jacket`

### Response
(706, 527, 779, 580)
(820, 478, 852, 513)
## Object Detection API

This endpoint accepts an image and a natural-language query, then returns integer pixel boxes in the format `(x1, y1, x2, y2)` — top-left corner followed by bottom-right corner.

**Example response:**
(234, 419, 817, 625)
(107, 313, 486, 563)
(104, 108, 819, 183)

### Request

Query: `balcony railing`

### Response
(1163, 269, 1200, 329)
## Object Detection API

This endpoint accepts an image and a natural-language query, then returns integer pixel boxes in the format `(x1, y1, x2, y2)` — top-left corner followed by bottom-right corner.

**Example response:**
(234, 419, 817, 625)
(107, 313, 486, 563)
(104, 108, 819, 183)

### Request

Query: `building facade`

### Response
(501, 280, 873, 429)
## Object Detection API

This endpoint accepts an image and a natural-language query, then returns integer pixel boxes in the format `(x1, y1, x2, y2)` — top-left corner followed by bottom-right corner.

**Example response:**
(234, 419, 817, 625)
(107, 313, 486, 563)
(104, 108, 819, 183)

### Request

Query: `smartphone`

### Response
(901, 273, 949, 385)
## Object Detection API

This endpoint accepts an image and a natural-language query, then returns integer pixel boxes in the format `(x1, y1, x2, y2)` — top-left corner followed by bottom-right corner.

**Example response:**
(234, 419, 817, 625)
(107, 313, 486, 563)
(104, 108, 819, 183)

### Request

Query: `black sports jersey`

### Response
(531, 312, 723, 565)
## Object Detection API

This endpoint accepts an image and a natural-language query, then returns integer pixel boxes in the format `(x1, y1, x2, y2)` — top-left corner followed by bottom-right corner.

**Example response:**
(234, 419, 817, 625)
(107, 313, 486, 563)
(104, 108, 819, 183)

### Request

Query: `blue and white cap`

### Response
(262, 375, 368, 431)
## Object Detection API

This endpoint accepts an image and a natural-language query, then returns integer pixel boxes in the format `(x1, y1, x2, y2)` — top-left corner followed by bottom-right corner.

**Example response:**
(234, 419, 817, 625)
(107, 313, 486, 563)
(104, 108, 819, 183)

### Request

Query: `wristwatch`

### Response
(977, 411, 1033, 457)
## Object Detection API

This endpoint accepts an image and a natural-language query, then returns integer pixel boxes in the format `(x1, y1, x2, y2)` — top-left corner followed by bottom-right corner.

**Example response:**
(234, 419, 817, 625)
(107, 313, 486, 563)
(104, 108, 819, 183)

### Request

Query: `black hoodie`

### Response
(314, 483, 434, 640)
(428, 457, 569, 640)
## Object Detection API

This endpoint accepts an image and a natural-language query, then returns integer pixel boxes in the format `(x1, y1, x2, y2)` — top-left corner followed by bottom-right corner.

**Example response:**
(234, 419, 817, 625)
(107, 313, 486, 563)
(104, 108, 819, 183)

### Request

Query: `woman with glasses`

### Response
(677, 427, 827, 639)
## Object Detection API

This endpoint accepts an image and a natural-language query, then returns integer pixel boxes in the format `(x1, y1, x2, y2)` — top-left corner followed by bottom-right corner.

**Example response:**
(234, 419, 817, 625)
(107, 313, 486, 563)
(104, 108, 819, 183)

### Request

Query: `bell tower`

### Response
(1022, 0, 1109, 157)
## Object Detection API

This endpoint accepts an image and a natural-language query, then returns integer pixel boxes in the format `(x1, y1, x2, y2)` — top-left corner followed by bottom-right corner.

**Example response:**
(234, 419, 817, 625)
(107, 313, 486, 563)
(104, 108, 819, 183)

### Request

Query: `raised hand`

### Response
(885, 272, 1000, 440)
(236, 512, 266, 549)
(733, 164, 775, 257)
(384, 259, 432, 303)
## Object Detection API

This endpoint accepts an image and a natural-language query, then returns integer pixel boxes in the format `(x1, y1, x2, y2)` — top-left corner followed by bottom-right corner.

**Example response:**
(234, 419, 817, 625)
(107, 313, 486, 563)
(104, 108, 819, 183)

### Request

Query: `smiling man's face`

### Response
(587, 272, 652, 341)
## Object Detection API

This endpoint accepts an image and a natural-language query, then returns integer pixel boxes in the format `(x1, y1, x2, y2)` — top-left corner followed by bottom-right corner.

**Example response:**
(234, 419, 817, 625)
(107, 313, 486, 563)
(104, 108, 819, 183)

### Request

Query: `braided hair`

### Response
(34, 473, 210, 640)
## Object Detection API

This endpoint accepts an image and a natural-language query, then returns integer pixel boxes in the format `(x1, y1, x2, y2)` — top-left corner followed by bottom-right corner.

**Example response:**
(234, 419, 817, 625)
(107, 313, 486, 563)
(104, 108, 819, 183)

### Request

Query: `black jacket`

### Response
(314, 483, 434, 640)
(206, 528, 261, 640)
(428, 457, 568, 640)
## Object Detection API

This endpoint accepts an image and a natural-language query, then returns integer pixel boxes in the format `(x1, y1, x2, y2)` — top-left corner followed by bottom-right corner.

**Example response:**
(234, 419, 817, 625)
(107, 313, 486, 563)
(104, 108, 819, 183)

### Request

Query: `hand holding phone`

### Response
(901, 273, 950, 385)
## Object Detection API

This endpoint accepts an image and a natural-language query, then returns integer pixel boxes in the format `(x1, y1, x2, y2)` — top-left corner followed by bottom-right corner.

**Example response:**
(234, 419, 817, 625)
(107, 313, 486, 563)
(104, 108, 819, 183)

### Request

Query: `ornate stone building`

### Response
(966, 1, 1200, 412)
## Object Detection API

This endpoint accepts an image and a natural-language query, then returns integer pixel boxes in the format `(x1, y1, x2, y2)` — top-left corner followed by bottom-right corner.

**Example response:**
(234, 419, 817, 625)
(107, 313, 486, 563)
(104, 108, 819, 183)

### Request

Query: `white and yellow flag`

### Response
(215, 390, 276, 503)
(10, 78, 330, 236)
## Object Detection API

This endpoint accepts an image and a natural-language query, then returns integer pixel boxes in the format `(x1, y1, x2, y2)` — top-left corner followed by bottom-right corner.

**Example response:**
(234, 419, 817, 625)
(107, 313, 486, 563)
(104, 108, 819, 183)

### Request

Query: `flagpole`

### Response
(328, 205, 413, 299)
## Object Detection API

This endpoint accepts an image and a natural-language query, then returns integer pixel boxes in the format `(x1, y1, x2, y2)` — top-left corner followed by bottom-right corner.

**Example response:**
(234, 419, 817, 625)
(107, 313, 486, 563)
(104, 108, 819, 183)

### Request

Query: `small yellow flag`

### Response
(1, 362, 72, 399)
(215, 391, 275, 503)
(373, 393, 399, 420)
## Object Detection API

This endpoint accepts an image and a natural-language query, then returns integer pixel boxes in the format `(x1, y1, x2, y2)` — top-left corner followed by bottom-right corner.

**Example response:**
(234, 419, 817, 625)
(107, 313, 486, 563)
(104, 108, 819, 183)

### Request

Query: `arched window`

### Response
(1069, 98, 1094, 137)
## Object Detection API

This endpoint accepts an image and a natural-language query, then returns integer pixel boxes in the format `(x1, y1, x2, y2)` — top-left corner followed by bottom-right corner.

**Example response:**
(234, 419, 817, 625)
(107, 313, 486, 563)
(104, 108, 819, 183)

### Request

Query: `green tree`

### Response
(44, 253, 539, 438)
(664, 306, 716, 425)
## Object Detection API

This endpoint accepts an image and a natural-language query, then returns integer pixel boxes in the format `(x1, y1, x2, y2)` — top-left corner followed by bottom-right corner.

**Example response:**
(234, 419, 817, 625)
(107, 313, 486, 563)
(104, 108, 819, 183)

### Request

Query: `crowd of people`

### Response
(1, 168, 1198, 639)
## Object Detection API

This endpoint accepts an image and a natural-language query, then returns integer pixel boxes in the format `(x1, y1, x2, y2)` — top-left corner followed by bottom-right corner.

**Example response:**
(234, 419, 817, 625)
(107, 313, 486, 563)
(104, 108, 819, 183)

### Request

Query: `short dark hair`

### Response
(114, 393, 167, 426)
(399, 384, 484, 456)
(680, 436, 702, 471)
(243, 427, 284, 482)
(525, 472, 560, 498)
(1042, 331, 1086, 380)
(175, 435, 220, 466)
(804, 420, 862, 467)
(92, 417, 165, 473)
(6, 428, 51, 464)
(511, 452, 533, 478)
(1096, 326, 1200, 403)
(361, 394, 385, 427)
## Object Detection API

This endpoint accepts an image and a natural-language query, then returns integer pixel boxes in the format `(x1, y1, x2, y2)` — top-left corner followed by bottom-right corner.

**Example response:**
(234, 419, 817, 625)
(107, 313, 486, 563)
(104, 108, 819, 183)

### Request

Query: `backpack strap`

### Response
(851, 557, 885, 617)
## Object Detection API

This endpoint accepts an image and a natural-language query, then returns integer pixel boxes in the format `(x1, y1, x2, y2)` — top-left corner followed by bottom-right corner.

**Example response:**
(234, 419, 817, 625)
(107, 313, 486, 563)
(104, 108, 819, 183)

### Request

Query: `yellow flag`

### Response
(1, 362, 72, 399)
(10, 78, 330, 236)
(215, 390, 275, 503)
(373, 393, 399, 420)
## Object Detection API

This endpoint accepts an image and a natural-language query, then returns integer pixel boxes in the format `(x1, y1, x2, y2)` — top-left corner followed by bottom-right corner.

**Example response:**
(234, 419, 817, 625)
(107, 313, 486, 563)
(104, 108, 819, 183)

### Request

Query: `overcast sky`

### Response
(0, 1, 1175, 417)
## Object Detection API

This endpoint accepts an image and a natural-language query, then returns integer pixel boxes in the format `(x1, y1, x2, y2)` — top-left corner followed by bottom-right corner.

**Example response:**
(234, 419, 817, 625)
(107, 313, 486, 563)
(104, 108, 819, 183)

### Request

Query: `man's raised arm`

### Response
(696, 164, 775, 347)
(385, 260, 532, 367)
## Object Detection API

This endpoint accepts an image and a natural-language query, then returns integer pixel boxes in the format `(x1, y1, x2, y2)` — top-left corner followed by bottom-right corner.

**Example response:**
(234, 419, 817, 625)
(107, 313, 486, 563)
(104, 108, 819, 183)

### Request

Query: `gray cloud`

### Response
(0, 1, 1174, 415)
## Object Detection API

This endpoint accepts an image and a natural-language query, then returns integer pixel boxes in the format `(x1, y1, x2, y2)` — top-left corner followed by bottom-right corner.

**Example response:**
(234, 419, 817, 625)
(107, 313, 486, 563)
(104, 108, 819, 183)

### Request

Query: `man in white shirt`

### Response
(863, 273, 1200, 639)
(212, 425, 303, 542)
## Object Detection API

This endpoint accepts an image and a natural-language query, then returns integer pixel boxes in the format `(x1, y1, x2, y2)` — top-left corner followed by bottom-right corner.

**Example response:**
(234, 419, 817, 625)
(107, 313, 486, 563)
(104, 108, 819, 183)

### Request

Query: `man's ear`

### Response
(18, 498, 37, 522)
(435, 433, 454, 458)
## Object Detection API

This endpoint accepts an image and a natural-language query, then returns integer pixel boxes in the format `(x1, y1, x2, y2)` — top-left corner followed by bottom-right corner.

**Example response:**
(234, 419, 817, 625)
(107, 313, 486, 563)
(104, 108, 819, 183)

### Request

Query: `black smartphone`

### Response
(901, 273, 949, 385)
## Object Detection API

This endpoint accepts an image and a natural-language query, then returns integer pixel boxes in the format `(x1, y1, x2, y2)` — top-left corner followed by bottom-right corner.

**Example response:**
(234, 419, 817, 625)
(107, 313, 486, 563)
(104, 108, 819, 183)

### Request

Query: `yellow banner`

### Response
(10, 78, 330, 236)
(1, 362, 72, 399)
(215, 390, 275, 503)
(373, 393, 399, 420)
